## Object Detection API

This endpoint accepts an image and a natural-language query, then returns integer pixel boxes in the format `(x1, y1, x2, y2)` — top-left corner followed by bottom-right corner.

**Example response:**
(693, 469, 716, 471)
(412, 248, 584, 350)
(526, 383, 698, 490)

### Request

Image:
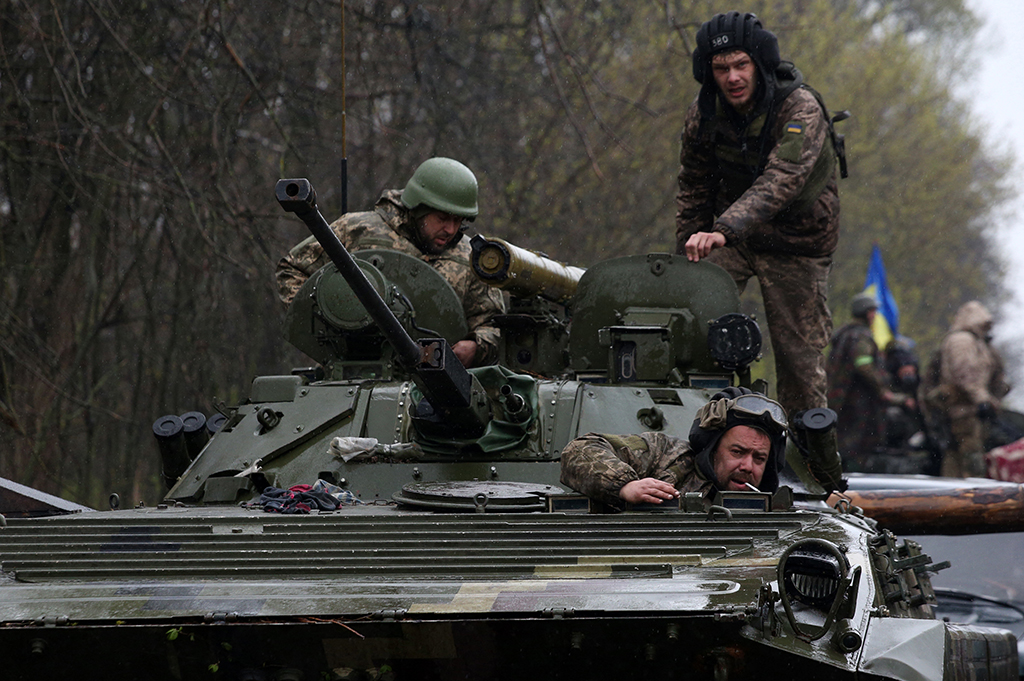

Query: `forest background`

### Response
(1, 0, 1012, 507)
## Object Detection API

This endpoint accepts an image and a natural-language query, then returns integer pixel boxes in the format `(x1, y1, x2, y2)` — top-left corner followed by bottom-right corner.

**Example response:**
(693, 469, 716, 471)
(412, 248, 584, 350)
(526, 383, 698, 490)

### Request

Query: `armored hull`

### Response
(0, 180, 1016, 680)
(6, 502, 1015, 681)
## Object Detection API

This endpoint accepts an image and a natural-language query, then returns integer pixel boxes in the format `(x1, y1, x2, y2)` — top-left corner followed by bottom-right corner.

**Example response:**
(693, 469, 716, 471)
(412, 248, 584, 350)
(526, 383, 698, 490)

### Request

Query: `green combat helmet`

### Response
(851, 292, 879, 319)
(400, 157, 479, 220)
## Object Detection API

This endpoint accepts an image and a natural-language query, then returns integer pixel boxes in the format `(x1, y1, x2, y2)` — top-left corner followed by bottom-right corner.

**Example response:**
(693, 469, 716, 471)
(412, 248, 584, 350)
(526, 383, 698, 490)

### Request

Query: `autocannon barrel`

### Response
(470, 235, 584, 304)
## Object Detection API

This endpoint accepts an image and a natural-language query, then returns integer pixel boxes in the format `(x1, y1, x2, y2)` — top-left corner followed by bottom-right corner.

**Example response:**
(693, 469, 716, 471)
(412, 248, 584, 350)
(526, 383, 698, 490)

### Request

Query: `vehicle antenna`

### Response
(340, 0, 348, 214)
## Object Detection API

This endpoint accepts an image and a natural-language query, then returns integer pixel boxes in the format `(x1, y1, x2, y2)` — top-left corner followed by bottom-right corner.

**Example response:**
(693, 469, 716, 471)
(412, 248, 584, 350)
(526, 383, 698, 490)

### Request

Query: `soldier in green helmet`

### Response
(826, 293, 912, 470)
(276, 158, 505, 367)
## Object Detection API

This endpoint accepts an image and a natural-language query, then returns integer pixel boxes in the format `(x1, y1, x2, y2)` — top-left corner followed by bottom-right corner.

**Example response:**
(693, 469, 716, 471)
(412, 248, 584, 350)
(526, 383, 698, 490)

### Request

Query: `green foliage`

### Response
(768, 0, 1010, 352)
(166, 626, 194, 642)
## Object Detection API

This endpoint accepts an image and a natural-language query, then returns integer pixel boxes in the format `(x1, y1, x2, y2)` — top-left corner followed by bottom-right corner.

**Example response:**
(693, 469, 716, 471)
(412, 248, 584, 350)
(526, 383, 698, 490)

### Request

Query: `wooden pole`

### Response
(838, 484, 1024, 535)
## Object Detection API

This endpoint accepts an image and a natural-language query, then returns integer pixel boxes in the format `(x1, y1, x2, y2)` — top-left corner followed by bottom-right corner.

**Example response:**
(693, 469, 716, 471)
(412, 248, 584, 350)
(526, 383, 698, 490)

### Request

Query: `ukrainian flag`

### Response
(862, 244, 898, 350)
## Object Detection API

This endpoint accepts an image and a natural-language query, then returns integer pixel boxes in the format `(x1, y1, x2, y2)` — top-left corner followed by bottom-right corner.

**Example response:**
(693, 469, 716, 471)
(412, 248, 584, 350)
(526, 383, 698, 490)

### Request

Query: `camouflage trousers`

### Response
(941, 413, 986, 478)
(706, 245, 832, 416)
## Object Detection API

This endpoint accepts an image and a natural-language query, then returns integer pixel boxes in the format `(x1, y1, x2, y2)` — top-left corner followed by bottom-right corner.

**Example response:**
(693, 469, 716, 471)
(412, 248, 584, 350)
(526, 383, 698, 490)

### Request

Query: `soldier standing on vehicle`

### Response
(826, 293, 911, 470)
(560, 388, 788, 509)
(276, 157, 505, 368)
(928, 301, 1010, 478)
(676, 12, 842, 418)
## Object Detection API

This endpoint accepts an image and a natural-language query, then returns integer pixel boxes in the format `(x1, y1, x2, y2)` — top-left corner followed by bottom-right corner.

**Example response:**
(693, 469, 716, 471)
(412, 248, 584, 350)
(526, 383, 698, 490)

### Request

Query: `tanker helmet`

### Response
(851, 293, 878, 319)
(688, 387, 788, 492)
(692, 11, 780, 84)
(401, 158, 479, 221)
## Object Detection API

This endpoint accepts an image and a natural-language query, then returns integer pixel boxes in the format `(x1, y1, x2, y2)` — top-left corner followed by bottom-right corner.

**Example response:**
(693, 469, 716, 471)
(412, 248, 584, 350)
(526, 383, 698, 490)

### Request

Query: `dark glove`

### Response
(977, 402, 997, 421)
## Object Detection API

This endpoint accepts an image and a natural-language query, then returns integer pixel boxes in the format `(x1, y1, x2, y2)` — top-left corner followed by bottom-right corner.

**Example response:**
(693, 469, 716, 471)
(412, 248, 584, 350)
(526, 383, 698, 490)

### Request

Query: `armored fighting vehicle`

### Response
(0, 179, 1018, 680)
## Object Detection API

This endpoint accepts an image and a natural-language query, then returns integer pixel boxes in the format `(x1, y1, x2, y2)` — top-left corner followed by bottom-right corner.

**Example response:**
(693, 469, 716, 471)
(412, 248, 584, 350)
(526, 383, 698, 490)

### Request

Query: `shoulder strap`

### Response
(602, 433, 650, 453)
(754, 63, 802, 175)
(800, 83, 849, 179)
(758, 67, 849, 179)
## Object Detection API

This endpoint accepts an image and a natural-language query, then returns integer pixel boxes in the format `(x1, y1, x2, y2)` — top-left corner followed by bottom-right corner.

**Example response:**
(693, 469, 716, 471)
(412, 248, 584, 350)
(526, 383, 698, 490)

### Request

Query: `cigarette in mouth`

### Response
(744, 482, 760, 492)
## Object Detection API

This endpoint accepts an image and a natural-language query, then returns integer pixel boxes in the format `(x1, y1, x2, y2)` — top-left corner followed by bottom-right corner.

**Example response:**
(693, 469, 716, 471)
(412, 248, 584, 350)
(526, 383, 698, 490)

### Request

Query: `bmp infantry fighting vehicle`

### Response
(0, 179, 1018, 681)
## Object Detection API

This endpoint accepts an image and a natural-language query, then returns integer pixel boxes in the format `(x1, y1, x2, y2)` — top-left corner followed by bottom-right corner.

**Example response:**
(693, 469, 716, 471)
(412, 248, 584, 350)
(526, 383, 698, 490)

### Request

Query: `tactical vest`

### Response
(709, 64, 841, 215)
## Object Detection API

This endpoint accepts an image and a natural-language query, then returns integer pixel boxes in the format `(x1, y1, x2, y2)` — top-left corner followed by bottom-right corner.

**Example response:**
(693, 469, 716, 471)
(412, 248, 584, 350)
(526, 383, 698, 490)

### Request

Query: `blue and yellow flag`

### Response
(862, 244, 898, 350)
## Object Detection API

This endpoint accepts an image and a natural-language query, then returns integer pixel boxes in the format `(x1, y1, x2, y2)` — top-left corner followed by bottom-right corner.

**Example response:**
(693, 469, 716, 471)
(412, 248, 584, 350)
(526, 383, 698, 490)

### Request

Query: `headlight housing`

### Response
(782, 544, 845, 608)
(776, 539, 856, 644)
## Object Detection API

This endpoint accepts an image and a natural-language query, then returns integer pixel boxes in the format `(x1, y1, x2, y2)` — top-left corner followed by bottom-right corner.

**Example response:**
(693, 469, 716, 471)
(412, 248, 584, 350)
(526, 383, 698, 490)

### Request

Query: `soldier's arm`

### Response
(275, 235, 328, 306)
(851, 335, 890, 396)
(462, 277, 506, 366)
(675, 103, 718, 254)
(560, 433, 651, 508)
(989, 352, 1011, 400)
(714, 89, 831, 243)
(560, 433, 683, 508)
(275, 214, 361, 306)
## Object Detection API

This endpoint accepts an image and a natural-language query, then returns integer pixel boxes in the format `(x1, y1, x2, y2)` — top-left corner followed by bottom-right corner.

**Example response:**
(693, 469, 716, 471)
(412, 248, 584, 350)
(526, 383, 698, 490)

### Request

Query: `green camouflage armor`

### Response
(674, 80, 839, 415)
(560, 432, 712, 510)
(827, 320, 889, 468)
(275, 190, 505, 366)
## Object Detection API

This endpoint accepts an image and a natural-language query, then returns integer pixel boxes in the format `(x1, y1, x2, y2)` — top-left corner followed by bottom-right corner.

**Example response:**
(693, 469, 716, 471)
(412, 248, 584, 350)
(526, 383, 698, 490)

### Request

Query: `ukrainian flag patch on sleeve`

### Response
(777, 120, 806, 161)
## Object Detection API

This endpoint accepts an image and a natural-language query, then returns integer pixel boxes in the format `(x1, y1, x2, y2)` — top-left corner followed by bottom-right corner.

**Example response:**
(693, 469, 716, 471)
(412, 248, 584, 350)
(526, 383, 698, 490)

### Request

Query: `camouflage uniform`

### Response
(276, 190, 505, 366)
(826, 319, 889, 468)
(560, 432, 713, 510)
(676, 80, 839, 415)
(936, 302, 1010, 478)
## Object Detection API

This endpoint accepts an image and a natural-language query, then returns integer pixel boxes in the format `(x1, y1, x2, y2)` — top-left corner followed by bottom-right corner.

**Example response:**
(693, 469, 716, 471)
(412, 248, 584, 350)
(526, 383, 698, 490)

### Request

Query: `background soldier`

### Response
(930, 301, 1011, 477)
(276, 158, 505, 368)
(827, 293, 911, 470)
(882, 335, 941, 473)
(560, 388, 788, 509)
(677, 12, 841, 418)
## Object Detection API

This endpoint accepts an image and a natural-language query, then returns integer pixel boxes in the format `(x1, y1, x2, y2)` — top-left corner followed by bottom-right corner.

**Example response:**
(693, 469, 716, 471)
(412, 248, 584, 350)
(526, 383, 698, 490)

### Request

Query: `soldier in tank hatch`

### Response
(560, 388, 788, 510)
(276, 158, 505, 368)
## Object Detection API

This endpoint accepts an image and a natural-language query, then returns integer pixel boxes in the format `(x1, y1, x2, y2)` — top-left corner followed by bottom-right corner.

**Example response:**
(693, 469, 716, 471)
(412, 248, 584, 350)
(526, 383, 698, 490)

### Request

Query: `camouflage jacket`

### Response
(826, 320, 889, 416)
(675, 86, 840, 257)
(560, 432, 713, 510)
(275, 190, 505, 365)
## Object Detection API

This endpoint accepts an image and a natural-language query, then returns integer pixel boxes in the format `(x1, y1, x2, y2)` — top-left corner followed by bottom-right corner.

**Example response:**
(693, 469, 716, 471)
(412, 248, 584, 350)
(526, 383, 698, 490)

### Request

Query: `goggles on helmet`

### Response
(731, 394, 787, 427)
(696, 393, 788, 432)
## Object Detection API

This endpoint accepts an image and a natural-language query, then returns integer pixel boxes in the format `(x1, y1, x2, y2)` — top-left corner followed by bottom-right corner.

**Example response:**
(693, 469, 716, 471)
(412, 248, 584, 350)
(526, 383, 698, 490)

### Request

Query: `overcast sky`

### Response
(960, 0, 1024, 406)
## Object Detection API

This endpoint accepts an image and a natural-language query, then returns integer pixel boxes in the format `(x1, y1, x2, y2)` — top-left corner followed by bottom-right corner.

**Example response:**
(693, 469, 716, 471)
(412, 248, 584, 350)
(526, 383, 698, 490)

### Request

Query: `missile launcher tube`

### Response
(470, 235, 584, 304)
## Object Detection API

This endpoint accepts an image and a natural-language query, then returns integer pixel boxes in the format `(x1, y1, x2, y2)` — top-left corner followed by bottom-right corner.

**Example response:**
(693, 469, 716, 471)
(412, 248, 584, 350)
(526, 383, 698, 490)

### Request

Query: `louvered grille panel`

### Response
(1, 512, 805, 581)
